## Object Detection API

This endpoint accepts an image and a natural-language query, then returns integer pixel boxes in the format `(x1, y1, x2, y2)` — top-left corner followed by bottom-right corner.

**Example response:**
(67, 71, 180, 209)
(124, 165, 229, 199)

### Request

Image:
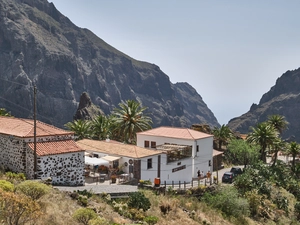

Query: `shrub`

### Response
(89, 217, 109, 225)
(15, 180, 50, 200)
(202, 186, 250, 218)
(72, 208, 97, 225)
(159, 202, 171, 215)
(128, 192, 151, 211)
(143, 215, 158, 225)
(0, 189, 42, 225)
(78, 195, 88, 206)
(294, 202, 300, 220)
(0, 180, 14, 192)
(5, 172, 26, 182)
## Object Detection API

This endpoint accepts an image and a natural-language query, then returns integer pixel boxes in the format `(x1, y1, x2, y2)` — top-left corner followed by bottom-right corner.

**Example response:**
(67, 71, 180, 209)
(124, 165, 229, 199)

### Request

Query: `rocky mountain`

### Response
(0, 0, 219, 129)
(228, 68, 300, 142)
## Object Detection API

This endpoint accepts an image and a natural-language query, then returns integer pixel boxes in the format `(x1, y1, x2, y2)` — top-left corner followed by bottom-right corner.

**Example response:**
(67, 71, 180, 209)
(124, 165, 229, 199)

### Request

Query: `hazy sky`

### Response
(50, 0, 300, 125)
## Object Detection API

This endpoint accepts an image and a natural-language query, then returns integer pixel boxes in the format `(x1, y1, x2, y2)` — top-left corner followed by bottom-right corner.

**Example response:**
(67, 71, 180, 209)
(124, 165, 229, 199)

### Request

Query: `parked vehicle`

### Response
(230, 167, 243, 176)
(222, 172, 234, 183)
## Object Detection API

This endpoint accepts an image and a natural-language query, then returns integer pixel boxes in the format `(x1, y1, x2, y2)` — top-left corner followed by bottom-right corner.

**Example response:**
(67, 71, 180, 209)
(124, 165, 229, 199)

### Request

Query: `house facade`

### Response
(0, 117, 85, 186)
(136, 127, 214, 183)
(76, 139, 163, 182)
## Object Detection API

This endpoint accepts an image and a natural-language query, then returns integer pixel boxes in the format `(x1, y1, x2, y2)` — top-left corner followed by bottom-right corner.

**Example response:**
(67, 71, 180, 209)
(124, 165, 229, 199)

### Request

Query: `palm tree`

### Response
(64, 120, 92, 140)
(212, 124, 234, 150)
(267, 114, 288, 135)
(270, 137, 287, 167)
(111, 100, 152, 144)
(246, 122, 278, 163)
(286, 141, 300, 172)
(91, 115, 111, 140)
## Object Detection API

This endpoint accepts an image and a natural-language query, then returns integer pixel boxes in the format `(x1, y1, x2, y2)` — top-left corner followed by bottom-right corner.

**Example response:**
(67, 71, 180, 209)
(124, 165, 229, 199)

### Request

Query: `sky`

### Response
(50, 0, 300, 125)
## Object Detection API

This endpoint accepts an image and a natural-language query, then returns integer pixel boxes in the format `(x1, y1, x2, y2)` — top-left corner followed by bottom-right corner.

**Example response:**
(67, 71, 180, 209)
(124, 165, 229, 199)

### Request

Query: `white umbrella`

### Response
(84, 156, 109, 166)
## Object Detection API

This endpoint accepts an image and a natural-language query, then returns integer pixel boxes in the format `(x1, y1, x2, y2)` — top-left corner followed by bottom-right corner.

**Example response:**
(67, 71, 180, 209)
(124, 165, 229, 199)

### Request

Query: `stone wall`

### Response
(0, 135, 26, 173)
(0, 134, 85, 186)
(38, 152, 85, 186)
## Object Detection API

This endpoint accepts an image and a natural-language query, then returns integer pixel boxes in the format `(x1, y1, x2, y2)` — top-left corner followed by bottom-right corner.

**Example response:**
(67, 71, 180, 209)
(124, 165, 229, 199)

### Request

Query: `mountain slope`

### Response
(0, 0, 219, 128)
(228, 68, 300, 142)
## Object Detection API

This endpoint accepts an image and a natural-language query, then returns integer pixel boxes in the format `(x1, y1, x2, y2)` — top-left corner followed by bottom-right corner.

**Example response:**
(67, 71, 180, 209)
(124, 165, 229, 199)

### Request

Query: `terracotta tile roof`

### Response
(137, 126, 213, 140)
(0, 116, 73, 138)
(76, 139, 162, 158)
(28, 140, 83, 156)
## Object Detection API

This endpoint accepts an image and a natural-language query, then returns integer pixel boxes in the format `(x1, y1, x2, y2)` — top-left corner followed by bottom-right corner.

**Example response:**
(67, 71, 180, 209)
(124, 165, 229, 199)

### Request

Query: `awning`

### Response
(213, 149, 223, 156)
(101, 155, 121, 162)
(84, 156, 109, 166)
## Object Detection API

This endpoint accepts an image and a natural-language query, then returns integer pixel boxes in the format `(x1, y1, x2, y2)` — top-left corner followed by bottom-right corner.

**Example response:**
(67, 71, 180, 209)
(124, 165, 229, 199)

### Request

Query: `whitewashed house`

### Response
(77, 126, 213, 184)
(0, 116, 85, 186)
(76, 139, 163, 182)
(137, 127, 213, 183)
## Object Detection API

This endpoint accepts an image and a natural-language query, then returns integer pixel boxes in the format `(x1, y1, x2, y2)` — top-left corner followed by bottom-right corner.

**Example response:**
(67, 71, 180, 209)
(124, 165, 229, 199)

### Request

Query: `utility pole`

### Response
(34, 85, 37, 179)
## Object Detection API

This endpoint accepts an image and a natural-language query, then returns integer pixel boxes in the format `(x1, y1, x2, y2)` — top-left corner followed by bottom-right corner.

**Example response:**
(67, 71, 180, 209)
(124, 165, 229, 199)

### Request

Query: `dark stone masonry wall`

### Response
(0, 135, 26, 173)
(0, 134, 84, 186)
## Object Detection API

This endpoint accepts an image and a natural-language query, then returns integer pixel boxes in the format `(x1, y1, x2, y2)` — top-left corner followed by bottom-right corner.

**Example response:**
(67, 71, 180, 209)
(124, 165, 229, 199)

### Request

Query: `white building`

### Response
(77, 126, 213, 184)
(137, 126, 213, 183)
(0, 116, 85, 186)
(76, 139, 162, 182)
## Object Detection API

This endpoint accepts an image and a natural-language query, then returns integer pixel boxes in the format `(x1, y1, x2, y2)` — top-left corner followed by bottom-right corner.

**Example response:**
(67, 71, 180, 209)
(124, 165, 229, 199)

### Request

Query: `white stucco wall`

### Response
(137, 134, 213, 183)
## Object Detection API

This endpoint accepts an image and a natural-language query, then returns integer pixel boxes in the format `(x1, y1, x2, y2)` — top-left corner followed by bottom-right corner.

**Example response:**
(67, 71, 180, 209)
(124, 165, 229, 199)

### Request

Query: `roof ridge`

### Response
(186, 128, 196, 140)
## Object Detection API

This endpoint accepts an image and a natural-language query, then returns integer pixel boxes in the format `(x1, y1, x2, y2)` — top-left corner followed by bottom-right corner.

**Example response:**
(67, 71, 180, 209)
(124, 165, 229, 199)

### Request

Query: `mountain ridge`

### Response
(228, 68, 300, 142)
(0, 0, 220, 128)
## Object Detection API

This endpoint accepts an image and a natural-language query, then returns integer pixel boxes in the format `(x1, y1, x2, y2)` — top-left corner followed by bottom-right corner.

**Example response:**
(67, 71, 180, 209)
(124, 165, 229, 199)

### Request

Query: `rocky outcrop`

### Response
(73, 92, 104, 121)
(0, 0, 219, 129)
(228, 68, 300, 142)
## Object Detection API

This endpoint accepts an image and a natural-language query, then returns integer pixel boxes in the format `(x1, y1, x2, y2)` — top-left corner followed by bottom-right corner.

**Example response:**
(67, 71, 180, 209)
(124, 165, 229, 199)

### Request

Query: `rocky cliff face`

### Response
(228, 68, 300, 142)
(0, 0, 219, 128)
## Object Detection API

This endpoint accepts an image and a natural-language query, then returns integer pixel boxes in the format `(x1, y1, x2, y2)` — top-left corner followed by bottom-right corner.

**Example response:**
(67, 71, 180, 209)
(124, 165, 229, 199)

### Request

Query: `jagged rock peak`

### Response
(74, 92, 104, 121)
(78, 92, 92, 110)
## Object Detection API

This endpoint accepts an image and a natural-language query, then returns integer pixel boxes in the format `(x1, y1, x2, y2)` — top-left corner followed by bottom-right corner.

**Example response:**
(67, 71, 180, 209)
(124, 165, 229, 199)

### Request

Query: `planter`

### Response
(111, 176, 117, 183)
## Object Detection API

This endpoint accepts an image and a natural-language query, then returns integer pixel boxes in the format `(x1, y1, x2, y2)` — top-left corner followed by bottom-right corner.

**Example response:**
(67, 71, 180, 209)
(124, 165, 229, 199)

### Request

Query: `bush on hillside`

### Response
(72, 208, 97, 225)
(16, 180, 51, 200)
(0, 180, 14, 192)
(202, 185, 250, 218)
(128, 192, 151, 212)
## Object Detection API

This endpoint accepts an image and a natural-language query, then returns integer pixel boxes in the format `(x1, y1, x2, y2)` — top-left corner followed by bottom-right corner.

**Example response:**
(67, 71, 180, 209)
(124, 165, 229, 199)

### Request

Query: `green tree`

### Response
(91, 115, 111, 140)
(247, 122, 278, 163)
(212, 124, 234, 150)
(227, 139, 259, 168)
(72, 208, 97, 225)
(111, 100, 152, 143)
(269, 138, 286, 167)
(0, 108, 12, 117)
(286, 141, 300, 172)
(64, 120, 92, 140)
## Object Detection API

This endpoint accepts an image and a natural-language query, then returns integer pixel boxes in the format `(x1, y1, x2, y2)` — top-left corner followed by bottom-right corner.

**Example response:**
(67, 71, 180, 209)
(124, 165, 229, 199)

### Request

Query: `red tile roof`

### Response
(76, 139, 162, 158)
(0, 116, 73, 138)
(28, 140, 83, 156)
(137, 127, 213, 140)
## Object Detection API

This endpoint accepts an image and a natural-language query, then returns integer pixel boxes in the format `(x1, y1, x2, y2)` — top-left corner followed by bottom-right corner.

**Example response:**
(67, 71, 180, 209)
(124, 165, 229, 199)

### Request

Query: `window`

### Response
(196, 145, 199, 152)
(147, 158, 152, 169)
(151, 141, 156, 148)
(144, 140, 149, 148)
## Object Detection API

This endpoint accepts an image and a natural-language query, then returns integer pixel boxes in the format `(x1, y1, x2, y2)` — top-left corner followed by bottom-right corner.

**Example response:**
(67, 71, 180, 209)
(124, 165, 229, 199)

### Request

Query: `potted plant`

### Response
(111, 175, 117, 184)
